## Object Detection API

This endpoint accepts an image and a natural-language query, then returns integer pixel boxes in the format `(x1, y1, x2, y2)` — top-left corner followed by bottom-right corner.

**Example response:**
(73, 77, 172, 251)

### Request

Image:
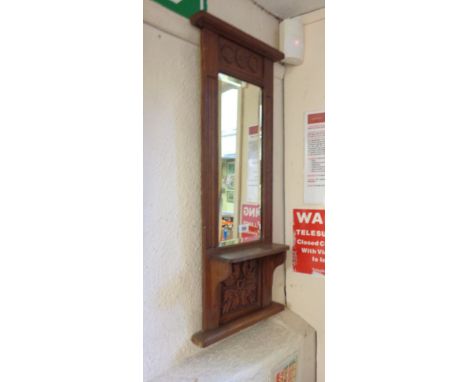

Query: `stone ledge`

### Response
(151, 309, 316, 382)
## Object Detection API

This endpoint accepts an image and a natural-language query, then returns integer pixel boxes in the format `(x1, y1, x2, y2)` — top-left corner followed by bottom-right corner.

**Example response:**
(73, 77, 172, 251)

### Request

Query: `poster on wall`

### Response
(304, 112, 325, 205)
(292, 209, 325, 275)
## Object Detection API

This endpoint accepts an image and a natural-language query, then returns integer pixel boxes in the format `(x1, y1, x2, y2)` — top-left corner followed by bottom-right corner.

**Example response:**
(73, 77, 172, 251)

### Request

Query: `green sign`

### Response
(152, 0, 207, 19)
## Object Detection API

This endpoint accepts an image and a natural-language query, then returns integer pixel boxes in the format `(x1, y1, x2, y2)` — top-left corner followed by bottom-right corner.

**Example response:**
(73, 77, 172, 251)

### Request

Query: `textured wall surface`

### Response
(143, 1, 285, 381)
(283, 8, 325, 382)
(152, 309, 316, 382)
(143, 0, 278, 48)
(143, 24, 202, 381)
(208, 0, 279, 48)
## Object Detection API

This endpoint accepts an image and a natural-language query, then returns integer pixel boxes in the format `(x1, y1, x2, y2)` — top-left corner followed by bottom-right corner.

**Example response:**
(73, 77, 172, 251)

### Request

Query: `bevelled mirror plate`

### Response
(218, 73, 262, 247)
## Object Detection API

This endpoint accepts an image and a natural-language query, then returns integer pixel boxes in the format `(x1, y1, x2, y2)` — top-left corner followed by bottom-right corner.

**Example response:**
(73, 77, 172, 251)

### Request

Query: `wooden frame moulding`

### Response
(190, 11, 288, 347)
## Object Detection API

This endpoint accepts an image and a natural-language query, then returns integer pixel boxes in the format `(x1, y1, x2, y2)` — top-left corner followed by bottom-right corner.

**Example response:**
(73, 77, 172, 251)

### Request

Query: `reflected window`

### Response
(218, 73, 262, 246)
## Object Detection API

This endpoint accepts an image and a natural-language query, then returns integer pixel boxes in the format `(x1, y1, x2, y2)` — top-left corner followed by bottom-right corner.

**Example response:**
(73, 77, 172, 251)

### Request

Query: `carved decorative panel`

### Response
(219, 37, 263, 84)
(221, 260, 259, 315)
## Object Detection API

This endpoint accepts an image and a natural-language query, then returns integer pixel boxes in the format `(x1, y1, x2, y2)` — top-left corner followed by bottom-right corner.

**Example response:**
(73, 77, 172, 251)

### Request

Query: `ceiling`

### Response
(252, 0, 324, 19)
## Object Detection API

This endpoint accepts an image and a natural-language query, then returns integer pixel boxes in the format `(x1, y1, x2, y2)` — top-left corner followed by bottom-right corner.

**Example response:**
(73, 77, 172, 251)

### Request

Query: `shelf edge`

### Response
(192, 302, 285, 347)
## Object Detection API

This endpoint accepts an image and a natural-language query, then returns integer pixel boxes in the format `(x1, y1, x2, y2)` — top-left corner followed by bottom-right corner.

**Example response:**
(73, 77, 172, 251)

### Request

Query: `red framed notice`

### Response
(304, 112, 325, 205)
(292, 209, 325, 275)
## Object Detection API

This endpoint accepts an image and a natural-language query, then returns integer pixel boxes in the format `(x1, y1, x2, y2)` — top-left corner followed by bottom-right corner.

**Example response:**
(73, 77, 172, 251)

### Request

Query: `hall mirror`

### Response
(218, 73, 262, 247)
(191, 11, 288, 348)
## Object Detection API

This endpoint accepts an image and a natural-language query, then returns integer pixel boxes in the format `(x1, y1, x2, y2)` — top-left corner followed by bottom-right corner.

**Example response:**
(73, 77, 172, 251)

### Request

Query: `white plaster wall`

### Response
(143, 24, 202, 381)
(283, 8, 325, 382)
(144, 1, 285, 380)
(143, 0, 278, 48)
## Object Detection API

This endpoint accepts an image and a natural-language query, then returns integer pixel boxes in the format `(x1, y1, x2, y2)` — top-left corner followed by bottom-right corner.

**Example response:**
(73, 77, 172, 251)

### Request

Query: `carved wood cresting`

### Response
(219, 37, 263, 84)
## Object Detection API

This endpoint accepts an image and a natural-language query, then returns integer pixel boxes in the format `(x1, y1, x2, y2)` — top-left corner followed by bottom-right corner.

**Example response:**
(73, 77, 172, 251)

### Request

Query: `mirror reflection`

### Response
(218, 73, 262, 247)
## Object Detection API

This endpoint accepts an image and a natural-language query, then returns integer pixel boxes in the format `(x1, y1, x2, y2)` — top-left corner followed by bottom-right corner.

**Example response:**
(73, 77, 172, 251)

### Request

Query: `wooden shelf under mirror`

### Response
(190, 11, 288, 348)
(209, 243, 289, 263)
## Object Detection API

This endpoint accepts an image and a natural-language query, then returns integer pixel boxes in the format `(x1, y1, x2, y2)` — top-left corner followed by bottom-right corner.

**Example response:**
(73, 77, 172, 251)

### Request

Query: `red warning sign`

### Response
(292, 209, 325, 275)
(240, 203, 261, 242)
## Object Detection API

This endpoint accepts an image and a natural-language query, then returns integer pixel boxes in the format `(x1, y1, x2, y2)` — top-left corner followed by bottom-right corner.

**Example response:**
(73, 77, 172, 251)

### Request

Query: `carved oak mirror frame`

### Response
(190, 11, 288, 347)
